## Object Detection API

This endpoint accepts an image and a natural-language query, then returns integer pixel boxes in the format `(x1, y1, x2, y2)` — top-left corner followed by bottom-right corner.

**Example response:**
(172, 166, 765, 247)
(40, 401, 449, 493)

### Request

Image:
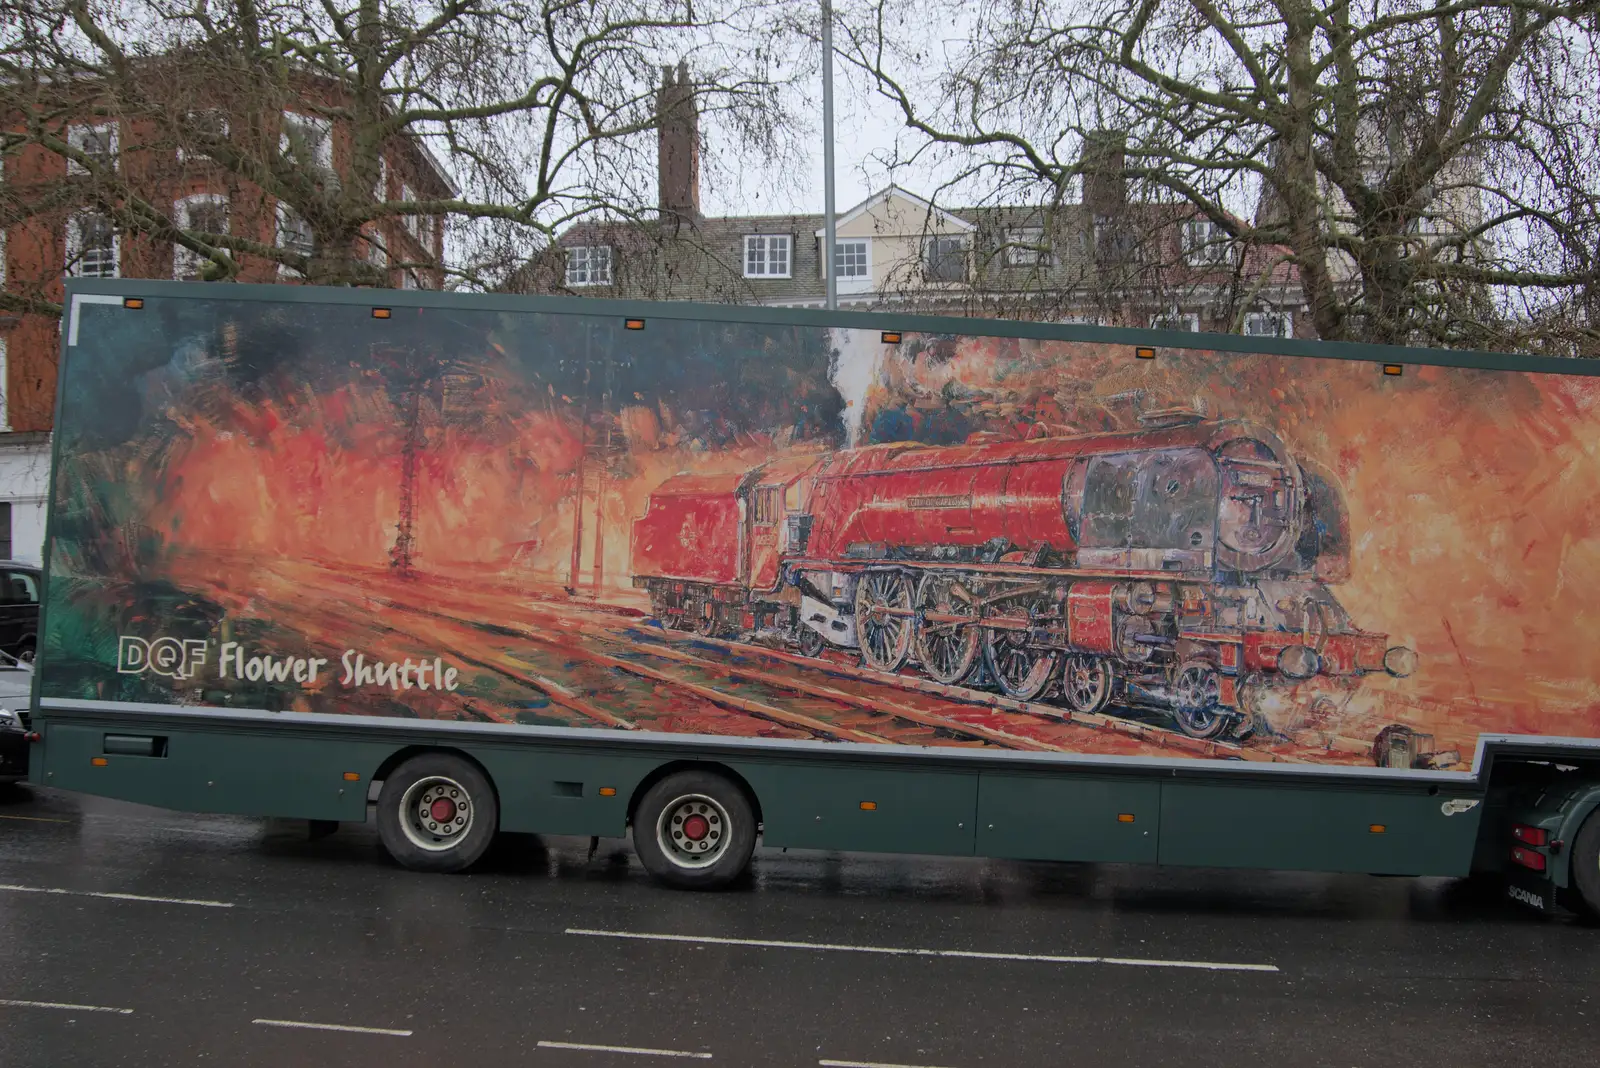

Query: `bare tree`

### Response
(0, 0, 799, 316)
(839, 0, 1600, 352)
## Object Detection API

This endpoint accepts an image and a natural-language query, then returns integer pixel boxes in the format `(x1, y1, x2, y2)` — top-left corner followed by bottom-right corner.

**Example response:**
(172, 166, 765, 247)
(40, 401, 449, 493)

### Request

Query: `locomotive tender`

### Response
(632, 408, 1416, 741)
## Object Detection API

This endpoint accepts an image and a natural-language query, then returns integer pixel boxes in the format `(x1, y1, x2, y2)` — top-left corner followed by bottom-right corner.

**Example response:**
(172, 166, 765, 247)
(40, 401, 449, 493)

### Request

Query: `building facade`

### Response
(525, 68, 1308, 341)
(1, 88, 453, 564)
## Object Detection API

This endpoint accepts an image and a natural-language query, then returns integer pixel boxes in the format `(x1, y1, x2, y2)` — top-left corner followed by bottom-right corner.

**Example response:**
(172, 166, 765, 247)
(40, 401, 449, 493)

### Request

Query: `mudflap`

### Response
(1505, 870, 1556, 914)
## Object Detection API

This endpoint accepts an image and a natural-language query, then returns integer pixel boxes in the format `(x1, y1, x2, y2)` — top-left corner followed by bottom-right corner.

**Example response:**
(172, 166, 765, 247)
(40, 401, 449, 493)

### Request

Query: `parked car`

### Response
(0, 560, 40, 663)
(0, 650, 33, 782)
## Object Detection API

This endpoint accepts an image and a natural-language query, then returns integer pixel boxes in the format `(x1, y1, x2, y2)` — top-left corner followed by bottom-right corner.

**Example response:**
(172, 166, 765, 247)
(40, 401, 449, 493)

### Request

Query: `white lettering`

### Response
(244, 657, 263, 681)
(443, 667, 459, 691)
(340, 650, 356, 686)
(117, 636, 150, 674)
(220, 642, 241, 679)
(308, 658, 328, 683)
(292, 660, 308, 683)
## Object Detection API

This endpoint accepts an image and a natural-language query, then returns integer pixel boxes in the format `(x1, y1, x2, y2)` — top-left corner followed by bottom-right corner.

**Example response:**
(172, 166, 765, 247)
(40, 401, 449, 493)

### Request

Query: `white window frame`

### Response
(1243, 310, 1293, 337)
(400, 183, 419, 239)
(173, 193, 229, 281)
(415, 214, 437, 259)
(1182, 219, 1230, 266)
(281, 112, 333, 173)
(275, 201, 315, 276)
(1003, 227, 1049, 267)
(176, 111, 229, 163)
(1150, 311, 1200, 332)
(401, 269, 420, 290)
(66, 123, 117, 175)
(367, 225, 389, 269)
(830, 238, 870, 281)
(566, 245, 612, 287)
(0, 335, 9, 433)
(743, 234, 792, 279)
(64, 211, 119, 278)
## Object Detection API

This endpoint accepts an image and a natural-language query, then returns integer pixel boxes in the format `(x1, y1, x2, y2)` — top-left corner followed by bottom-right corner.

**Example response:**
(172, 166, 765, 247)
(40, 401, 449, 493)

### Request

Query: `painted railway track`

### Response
(236, 562, 1009, 750)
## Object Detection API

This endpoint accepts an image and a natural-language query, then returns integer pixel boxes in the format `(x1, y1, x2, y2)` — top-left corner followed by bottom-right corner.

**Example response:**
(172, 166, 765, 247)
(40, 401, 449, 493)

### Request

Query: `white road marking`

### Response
(821, 1060, 959, 1068)
(0, 883, 233, 908)
(0, 814, 72, 823)
(252, 1018, 413, 1037)
(566, 928, 1279, 973)
(0, 999, 134, 1014)
(537, 1040, 713, 1059)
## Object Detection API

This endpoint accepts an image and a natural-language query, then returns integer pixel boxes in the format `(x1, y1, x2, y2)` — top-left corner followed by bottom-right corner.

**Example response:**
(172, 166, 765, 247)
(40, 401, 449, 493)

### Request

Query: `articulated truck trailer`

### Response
(25, 280, 1600, 916)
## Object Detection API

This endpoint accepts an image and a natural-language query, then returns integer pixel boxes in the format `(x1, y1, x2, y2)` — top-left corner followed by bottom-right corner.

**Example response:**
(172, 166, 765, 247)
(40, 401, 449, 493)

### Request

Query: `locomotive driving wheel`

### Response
(1172, 660, 1230, 740)
(1059, 653, 1114, 715)
(912, 574, 980, 684)
(855, 570, 914, 672)
(982, 629, 1060, 702)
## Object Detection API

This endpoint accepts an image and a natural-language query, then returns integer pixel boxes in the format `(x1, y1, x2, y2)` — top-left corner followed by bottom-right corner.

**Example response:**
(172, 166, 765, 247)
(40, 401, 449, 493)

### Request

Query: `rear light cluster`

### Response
(1511, 824, 1549, 872)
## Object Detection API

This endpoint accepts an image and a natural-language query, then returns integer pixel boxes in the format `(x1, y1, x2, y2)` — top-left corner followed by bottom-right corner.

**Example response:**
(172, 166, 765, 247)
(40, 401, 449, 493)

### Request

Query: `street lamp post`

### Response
(822, 0, 838, 311)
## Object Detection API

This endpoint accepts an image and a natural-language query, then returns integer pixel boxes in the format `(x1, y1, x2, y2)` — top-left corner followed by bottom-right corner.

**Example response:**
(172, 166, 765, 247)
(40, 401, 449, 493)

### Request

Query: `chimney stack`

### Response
(657, 62, 701, 224)
(1080, 130, 1127, 217)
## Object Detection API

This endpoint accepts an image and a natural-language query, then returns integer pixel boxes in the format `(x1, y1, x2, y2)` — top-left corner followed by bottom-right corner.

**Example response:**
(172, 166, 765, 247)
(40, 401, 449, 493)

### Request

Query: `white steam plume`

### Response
(829, 327, 888, 447)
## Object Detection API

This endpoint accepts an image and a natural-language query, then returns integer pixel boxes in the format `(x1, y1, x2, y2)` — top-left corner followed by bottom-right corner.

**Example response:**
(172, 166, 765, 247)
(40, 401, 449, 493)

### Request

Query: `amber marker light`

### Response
(1369, 824, 1387, 834)
(1135, 346, 1156, 360)
(343, 772, 361, 781)
(859, 801, 878, 811)
(1117, 813, 1136, 823)
(123, 297, 144, 309)
(599, 787, 618, 797)
(372, 307, 392, 319)
(881, 331, 902, 344)
(91, 757, 108, 767)
(625, 318, 646, 330)
(1383, 364, 1403, 376)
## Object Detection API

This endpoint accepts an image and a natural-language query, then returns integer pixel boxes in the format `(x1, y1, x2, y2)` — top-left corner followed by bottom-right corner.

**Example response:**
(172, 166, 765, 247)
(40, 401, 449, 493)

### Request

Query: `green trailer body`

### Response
(26, 280, 1600, 906)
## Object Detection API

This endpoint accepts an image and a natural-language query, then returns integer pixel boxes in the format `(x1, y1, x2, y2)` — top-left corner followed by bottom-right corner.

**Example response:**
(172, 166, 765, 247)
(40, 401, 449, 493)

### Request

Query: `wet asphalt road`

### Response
(1, 783, 1596, 1068)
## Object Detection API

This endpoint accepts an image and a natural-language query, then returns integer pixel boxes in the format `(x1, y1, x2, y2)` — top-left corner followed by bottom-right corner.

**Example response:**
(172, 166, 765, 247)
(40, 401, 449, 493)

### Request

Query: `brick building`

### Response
(1, 87, 453, 563)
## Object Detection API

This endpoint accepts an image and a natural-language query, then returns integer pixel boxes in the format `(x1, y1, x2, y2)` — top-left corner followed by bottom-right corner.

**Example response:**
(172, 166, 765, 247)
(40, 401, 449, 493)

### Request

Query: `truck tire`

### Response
(1572, 808, 1600, 919)
(632, 771, 757, 889)
(376, 753, 498, 873)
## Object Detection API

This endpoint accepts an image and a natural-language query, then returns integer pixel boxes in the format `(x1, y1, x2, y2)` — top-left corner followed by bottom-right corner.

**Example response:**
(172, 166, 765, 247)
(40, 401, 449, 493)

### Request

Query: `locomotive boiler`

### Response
(630, 410, 1416, 741)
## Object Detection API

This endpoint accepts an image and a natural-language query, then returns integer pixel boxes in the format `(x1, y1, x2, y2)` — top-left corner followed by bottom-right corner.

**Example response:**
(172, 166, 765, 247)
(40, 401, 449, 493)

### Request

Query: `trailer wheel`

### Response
(632, 771, 757, 890)
(1572, 808, 1600, 919)
(376, 753, 498, 873)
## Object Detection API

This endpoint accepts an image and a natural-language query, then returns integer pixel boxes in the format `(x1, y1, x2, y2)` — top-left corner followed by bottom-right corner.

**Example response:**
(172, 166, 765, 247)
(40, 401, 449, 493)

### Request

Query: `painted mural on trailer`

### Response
(41, 296, 1600, 771)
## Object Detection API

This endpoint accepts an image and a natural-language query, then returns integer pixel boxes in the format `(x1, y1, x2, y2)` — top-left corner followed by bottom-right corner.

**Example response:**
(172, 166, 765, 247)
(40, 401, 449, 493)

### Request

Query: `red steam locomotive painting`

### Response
(633, 411, 1416, 746)
(45, 297, 1600, 777)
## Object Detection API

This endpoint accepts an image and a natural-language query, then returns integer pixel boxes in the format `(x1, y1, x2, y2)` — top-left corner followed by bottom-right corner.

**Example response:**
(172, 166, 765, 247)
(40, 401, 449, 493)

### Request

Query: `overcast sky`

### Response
(696, 20, 975, 219)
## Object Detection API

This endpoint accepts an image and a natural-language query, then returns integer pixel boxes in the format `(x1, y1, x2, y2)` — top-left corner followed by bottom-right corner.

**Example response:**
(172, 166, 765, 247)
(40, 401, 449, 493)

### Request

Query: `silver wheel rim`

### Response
(399, 775, 475, 852)
(655, 793, 732, 869)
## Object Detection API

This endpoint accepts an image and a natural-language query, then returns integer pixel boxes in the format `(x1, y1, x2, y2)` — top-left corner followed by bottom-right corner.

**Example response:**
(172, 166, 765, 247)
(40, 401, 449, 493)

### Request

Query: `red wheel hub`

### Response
(681, 813, 711, 841)
(430, 798, 457, 822)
